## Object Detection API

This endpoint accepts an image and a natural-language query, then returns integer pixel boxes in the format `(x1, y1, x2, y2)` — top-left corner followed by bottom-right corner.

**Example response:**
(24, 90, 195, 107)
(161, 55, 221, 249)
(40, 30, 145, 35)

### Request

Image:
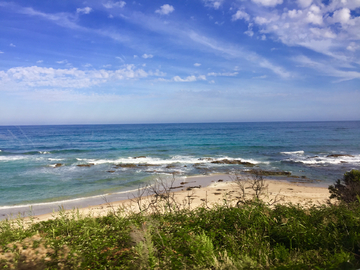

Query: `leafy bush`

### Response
(329, 170, 360, 204)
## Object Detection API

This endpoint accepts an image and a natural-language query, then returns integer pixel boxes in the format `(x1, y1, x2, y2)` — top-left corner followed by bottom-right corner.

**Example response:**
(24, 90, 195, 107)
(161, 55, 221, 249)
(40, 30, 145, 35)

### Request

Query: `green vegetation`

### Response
(329, 169, 360, 204)
(1, 171, 360, 269)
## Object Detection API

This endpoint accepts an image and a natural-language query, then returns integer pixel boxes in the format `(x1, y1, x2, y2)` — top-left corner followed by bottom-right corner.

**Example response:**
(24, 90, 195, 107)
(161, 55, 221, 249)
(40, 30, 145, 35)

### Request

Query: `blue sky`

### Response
(0, 0, 359, 125)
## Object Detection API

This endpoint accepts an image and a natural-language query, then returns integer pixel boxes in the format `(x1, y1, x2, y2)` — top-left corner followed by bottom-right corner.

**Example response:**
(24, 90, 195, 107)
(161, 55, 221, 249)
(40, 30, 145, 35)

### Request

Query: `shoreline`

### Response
(0, 173, 331, 224)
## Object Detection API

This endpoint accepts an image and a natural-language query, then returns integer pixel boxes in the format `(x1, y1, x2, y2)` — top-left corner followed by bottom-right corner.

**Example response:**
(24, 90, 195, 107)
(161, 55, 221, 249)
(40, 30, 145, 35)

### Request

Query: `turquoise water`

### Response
(0, 121, 359, 207)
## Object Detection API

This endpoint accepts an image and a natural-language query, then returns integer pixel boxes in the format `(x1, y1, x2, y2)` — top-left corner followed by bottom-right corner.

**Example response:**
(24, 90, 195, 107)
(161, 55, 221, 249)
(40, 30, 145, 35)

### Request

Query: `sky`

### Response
(0, 0, 359, 125)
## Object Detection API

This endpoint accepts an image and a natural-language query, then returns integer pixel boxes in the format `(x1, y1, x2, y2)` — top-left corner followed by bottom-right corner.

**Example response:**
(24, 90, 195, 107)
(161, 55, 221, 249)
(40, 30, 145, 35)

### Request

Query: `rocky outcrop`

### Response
(246, 169, 291, 176)
(115, 164, 137, 168)
(211, 159, 255, 166)
(77, 163, 94, 167)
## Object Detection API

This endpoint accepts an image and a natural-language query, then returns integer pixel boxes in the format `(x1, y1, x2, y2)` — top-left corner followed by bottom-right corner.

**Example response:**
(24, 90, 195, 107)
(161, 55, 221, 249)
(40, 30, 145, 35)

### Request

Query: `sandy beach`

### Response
(19, 174, 330, 224)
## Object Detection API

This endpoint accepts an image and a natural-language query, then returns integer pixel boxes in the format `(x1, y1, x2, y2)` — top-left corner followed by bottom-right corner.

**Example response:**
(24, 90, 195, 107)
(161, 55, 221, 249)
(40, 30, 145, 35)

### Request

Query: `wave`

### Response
(74, 155, 265, 166)
(280, 150, 305, 155)
(283, 153, 360, 166)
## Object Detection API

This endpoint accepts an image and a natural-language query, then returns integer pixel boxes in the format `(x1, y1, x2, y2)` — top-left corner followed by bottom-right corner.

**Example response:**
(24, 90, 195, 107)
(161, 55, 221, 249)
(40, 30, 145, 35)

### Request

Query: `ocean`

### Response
(0, 121, 359, 209)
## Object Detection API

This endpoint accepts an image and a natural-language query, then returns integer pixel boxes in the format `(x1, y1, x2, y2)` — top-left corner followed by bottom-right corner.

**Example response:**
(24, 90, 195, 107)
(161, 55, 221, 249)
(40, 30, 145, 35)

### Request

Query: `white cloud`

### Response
(232, 10, 250, 21)
(259, 59, 291, 78)
(347, 42, 360, 51)
(310, 27, 336, 39)
(253, 75, 268, 79)
(0, 51, 4, 54)
(172, 75, 206, 82)
(244, 23, 254, 37)
(76, 7, 92, 14)
(297, 0, 312, 8)
(36, 60, 43, 63)
(207, 72, 238, 76)
(116, 56, 125, 62)
(293, 55, 360, 81)
(203, 0, 224, 10)
(0, 65, 154, 89)
(306, 11, 323, 25)
(56, 60, 68, 64)
(331, 8, 351, 24)
(287, 9, 303, 19)
(194, 63, 201, 67)
(10, 43, 16, 47)
(25, 89, 125, 102)
(142, 54, 153, 59)
(155, 4, 174, 15)
(103, 1, 126, 9)
(251, 0, 283, 7)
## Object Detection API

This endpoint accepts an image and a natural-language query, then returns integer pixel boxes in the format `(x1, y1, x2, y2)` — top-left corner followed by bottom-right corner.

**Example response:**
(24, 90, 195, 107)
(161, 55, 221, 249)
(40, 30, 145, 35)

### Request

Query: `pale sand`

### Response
(23, 174, 331, 225)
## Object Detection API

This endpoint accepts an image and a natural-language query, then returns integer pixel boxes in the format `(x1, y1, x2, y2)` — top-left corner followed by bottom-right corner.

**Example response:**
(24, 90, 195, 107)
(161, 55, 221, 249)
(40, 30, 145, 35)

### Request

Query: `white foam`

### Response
(48, 158, 64, 161)
(39, 151, 50, 154)
(0, 156, 27, 162)
(281, 151, 304, 155)
(286, 154, 360, 166)
(75, 155, 266, 167)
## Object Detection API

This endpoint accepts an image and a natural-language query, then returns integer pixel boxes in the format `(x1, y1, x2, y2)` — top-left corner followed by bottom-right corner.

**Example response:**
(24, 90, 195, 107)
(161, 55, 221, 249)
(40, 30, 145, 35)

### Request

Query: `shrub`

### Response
(329, 170, 360, 204)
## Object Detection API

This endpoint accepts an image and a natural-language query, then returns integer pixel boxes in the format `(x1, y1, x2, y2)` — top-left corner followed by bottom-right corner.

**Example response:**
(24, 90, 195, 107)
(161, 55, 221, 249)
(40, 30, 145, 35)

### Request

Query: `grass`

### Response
(1, 172, 360, 269)
(1, 200, 360, 269)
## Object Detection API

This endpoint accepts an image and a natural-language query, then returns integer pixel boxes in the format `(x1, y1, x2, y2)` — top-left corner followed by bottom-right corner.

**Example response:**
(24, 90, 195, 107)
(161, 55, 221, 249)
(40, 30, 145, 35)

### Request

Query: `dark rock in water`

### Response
(240, 162, 256, 167)
(133, 156, 146, 159)
(166, 164, 176, 168)
(115, 164, 137, 168)
(77, 163, 95, 167)
(211, 159, 255, 166)
(198, 157, 213, 161)
(340, 161, 348, 163)
(107, 170, 115, 173)
(54, 163, 63, 168)
(217, 179, 224, 182)
(247, 169, 291, 176)
(327, 154, 354, 158)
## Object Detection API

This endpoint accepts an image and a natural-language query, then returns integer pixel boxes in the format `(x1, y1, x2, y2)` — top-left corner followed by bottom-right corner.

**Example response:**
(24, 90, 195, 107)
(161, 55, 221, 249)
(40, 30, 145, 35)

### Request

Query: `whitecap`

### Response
(280, 151, 305, 155)
(48, 158, 64, 161)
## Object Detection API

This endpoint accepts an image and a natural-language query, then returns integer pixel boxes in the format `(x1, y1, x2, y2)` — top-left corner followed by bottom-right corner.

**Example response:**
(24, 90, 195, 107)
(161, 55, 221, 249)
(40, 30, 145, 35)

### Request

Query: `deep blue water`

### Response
(0, 121, 359, 207)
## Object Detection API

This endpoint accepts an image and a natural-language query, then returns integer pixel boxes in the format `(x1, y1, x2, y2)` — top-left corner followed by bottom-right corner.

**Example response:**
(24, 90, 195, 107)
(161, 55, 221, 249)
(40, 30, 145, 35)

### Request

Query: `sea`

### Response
(0, 121, 359, 212)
